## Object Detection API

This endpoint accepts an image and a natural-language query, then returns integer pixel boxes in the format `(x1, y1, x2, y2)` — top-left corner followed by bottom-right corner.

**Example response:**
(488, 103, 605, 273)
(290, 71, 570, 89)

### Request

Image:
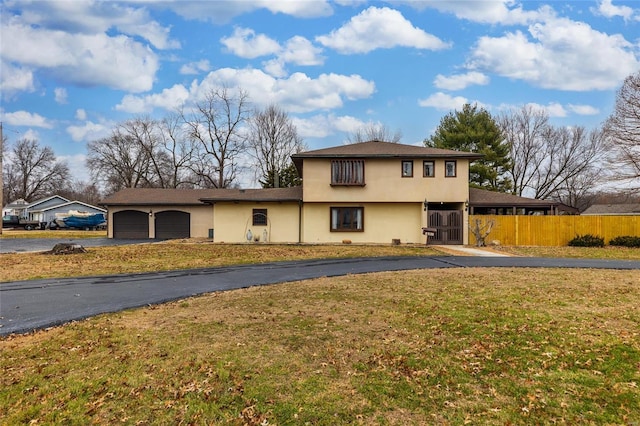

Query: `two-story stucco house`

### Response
(101, 141, 481, 245)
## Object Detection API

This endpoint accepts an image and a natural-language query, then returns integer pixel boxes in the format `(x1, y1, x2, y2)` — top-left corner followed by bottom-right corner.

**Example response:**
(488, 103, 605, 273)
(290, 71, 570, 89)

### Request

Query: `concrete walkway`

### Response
(431, 245, 511, 257)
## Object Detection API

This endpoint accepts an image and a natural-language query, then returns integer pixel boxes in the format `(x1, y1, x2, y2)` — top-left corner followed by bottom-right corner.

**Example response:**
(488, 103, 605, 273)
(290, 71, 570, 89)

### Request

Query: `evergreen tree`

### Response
(259, 163, 302, 188)
(425, 103, 512, 192)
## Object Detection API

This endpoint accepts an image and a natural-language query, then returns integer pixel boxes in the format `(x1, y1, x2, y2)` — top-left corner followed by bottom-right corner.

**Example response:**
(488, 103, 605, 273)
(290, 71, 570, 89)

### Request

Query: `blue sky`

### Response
(1, 0, 639, 186)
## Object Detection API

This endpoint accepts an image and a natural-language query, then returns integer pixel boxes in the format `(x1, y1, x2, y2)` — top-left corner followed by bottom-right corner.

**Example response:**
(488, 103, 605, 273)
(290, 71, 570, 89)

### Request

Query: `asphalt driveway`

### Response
(0, 238, 153, 254)
(2, 255, 639, 336)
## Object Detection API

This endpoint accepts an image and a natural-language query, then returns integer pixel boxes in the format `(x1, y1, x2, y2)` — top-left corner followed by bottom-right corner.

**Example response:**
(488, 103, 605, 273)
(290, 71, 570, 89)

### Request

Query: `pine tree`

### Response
(425, 103, 512, 192)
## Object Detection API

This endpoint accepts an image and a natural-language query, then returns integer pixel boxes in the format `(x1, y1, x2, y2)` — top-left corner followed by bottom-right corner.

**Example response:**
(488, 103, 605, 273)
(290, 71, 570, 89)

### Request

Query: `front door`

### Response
(428, 210, 463, 245)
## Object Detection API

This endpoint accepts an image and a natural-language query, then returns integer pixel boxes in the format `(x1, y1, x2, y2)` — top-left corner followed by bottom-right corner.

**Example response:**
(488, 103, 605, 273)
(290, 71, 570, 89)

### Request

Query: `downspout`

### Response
(298, 200, 302, 244)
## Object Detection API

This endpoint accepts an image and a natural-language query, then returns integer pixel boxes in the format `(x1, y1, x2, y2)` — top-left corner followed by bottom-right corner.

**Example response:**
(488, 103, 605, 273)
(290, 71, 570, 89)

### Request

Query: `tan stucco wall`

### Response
(212, 202, 301, 243)
(107, 205, 213, 238)
(302, 158, 470, 203)
(301, 202, 426, 244)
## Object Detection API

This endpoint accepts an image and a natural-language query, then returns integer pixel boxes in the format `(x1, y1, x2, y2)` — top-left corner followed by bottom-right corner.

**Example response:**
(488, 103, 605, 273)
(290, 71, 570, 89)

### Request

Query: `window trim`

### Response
(423, 160, 435, 178)
(331, 159, 365, 186)
(401, 160, 413, 178)
(252, 208, 268, 226)
(445, 160, 457, 178)
(330, 207, 364, 232)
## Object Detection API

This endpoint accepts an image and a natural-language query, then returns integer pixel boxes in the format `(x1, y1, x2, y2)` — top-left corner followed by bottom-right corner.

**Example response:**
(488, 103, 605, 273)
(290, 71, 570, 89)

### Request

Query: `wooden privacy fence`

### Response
(469, 215, 640, 246)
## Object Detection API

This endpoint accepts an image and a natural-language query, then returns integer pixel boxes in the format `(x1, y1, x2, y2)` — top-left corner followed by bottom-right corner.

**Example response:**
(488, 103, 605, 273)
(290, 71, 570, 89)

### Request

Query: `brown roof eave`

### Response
(292, 153, 483, 160)
(199, 197, 302, 203)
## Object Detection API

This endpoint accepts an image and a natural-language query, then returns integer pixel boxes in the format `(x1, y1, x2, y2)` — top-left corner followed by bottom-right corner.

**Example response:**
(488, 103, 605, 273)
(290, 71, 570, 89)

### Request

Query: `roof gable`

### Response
(40, 200, 106, 213)
(28, 195, 70, 209)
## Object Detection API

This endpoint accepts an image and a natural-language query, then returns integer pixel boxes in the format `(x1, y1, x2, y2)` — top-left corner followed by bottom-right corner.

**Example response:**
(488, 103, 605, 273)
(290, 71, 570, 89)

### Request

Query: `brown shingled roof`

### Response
(581, 203, 640, 215)
(292, 140, 482, 159)
(469, 187, 578, 213)
(101, 187, 302, 206)
(199, 186, 302, 203)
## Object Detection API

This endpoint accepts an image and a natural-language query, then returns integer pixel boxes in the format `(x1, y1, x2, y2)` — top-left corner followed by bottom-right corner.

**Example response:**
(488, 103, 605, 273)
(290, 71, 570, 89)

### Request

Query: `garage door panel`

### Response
(155, 210, 190, 239)
(113, 210, 149, 239)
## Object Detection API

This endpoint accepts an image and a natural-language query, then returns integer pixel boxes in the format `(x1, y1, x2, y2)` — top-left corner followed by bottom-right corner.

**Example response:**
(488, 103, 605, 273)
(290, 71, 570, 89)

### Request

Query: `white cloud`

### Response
(316, 6, 450, 54)
(418, 92, 470, 111)
(54, 87, 68, 104)
(143, 0, 333, 24)
(57, 153, 90, 182)
(592, 0, 634, 21)
(568, 104, 600, 115)
(468, 17, 639, 91)
(66, 120, 112, 142)
(21, 129, 41, 141)
(75, 109, 87, 120)
(191, 68, 375, 113)
(291, 114, 367, 139)
(409, 1, 554, 25)
(1, 19, 159, 93)
(279, 36, 324, 66)
(179, 60, 211, 75)
(433, 72, 489, 90)
(2, 110, 53, 128)
(116, 84, 190, 113)
(9, 0, 179, 49)
(0, 61, 35, 97)
(291, 115, 335, 139)
(221, 27, 281, 59)
(525, 102, 567, 118)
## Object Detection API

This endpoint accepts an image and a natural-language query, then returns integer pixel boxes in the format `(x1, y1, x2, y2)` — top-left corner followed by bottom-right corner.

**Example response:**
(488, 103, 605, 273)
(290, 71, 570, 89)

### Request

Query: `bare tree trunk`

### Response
(469, 218, 495, 247)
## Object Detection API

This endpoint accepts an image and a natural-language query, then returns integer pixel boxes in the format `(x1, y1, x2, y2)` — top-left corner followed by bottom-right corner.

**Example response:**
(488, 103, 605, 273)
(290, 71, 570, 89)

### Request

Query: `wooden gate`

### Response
(428, 210, 463, 245)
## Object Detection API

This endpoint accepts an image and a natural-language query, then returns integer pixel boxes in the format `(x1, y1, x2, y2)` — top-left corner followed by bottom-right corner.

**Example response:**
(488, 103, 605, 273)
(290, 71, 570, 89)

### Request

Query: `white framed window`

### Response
(423, 161, 435, 177)
(330, 207, 364, 232)
(445, 160, 457, 177)
(401, 160, 413, 177)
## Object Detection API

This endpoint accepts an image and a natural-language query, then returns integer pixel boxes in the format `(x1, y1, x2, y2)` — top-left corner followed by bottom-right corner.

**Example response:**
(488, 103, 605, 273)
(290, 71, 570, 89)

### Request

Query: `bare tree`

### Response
(158, 113, 197, 188)
(248, 104, 305, 188)
(604, 70, 640, 191)
(3, 138, 69, 202)
(87, 125, 154, 193)
(499, 107, 608, 207)
(57, 180, 103, 206)
(182, 88, 251, 188)
(346, 123, 402, 144)
(499, 106, 549, 197)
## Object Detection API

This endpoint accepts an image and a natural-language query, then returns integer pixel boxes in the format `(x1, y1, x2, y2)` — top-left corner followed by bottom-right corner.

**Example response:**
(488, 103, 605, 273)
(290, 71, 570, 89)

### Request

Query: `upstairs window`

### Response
(445, 160, 457, 177)
(252, 209, 267, 226)
(423, 161, 435, 177)
(331, 160, 365, 186)
(401, 160, 413, 177)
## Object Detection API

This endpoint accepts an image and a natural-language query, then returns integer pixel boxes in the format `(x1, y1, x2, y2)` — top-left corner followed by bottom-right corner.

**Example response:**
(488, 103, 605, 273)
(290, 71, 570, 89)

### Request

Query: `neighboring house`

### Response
(2, 198, 30, 218)
(582, 203, 640, 215)
(101, 141, 482, 245)
(469, 188, 578, 215)
(2, 195, 106, 226)
(38, 201, 107, 225)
